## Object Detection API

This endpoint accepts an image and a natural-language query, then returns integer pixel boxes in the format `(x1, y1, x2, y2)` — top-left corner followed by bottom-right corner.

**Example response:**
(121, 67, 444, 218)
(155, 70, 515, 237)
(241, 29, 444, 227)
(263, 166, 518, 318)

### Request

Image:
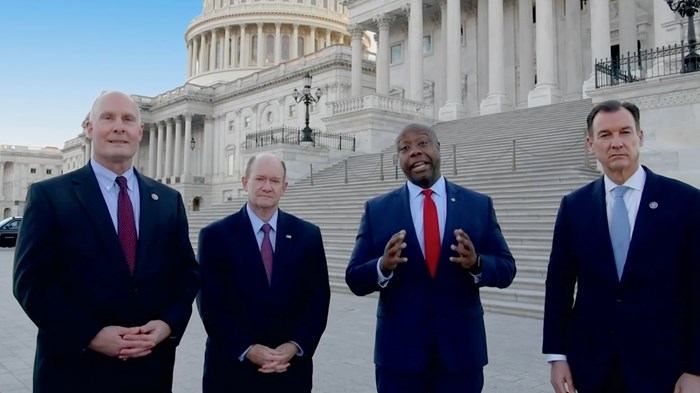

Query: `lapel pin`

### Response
(286, 234, 292, 239)
(649, 201, 658, 209)
(151, 193, 159, 201)
(450, 197, 456, 202)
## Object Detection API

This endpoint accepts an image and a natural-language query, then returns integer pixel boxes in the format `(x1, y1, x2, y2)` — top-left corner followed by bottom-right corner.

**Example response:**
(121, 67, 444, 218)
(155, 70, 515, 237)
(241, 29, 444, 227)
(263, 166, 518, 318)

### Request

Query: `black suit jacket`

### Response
(13, 164, 200, 393)
(543, 167, 700, 392)
(346, 180, 516, 374)
(198, 206, 330, 393)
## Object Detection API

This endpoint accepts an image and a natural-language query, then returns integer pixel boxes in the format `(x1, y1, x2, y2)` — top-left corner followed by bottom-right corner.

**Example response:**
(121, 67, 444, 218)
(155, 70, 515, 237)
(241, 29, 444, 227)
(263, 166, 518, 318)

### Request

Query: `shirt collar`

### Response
(406, 176, 447, 200)
(246, 203, 279, 233)
(604, 165, 646, 194)
(91, 159, 136, 192)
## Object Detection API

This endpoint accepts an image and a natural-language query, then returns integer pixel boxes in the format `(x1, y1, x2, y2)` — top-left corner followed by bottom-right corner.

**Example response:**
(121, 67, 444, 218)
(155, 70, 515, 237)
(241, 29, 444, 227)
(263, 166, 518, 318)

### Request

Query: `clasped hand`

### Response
(88, 320, 172, 361)
(246, 343, 298, 373)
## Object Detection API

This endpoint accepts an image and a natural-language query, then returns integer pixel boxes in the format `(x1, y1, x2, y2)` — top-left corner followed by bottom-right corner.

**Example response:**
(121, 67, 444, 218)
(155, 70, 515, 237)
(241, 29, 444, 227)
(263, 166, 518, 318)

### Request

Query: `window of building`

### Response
(390, 43, 403, 65)
(289, 104, 297, 118)
(298, 37, 305, 57)
(461, 24, 466, 46)
(423, 35, 432, 56)
(228, 120, 235, 132)
(227, 153, 235, 176)
(282, 35, 290, 61)
(266, 111, 274, 124)
(323, 0, 328, 7)
(46, 168, 52, 175)
(266, 34, 274, 64)
(310, 0, 316, 4)
(30, 168, 36, 174)
(244, 116, 251, 128)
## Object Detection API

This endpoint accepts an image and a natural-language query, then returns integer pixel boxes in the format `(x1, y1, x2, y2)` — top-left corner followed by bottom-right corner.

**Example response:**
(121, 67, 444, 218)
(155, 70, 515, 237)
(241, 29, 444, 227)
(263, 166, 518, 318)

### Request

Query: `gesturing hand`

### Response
(449, 228, 478, 269)
(380, 230, 408, 272)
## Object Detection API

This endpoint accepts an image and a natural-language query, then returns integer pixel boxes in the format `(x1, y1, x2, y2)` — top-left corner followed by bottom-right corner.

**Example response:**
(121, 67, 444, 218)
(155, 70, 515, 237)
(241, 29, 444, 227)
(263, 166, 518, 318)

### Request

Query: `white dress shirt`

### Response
(91, 159, 140, 237)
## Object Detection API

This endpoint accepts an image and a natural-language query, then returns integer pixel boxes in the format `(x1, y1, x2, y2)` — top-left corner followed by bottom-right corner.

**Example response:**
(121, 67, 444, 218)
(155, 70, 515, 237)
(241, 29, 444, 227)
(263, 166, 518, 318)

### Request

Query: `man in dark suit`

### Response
(543, 100, 700, 393)
(13, 91, 200, 393)
(198, 153, 330, 393)
(345, 123, 516, 393)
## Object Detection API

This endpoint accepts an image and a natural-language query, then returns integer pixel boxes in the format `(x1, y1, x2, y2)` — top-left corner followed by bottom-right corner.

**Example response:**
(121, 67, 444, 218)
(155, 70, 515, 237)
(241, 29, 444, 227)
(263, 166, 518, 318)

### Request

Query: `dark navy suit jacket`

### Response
(543, 167, 700, 393)
(345, 180, 516, 373)
(198, 206, 330, 393)
(13, 164, 200, 393)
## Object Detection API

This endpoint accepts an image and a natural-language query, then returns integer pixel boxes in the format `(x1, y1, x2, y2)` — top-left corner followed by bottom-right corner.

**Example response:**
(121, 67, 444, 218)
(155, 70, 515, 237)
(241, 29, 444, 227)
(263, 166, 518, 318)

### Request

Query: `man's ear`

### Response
(638, 129, 644, 147)
(242, 176, 249, 191)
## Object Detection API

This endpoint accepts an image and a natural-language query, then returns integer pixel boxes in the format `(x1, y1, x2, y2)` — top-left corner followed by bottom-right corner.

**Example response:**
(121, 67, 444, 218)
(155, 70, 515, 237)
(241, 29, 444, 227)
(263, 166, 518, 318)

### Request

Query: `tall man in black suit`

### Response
(13, 91, 200, 393)
(198, 153, 330, 393)
(346, 124, 516, 393)
(543, 100, 700, 393)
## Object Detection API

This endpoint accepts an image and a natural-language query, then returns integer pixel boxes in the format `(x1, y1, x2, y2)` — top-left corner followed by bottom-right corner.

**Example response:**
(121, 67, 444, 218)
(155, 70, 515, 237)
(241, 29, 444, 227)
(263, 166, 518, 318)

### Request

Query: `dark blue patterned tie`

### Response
(116, 176, 137, 274)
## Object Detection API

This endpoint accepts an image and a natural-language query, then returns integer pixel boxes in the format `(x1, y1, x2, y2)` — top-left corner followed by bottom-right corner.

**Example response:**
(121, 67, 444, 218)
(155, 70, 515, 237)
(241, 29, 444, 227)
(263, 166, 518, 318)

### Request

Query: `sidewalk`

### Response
(0, 249, 550, 392)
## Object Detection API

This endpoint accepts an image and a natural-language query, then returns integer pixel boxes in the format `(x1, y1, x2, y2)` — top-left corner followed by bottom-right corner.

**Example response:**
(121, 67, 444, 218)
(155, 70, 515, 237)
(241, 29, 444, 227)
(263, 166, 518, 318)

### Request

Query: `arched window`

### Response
(281, 35, 290, 61)
(266, 34, 274, 64)
(298, 37, 305, 57)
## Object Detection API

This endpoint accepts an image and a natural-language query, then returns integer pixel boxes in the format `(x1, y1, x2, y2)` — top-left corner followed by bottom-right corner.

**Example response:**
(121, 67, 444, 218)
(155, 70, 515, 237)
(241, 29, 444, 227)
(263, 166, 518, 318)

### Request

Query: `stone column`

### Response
(223, 27, 231, 69)
(209, 29, 218, 70)
(292, 24, 299, 58)
(187, 40, 193, 77)
(618, 0, 637, 56)
(85, 138, 92, 164)
(183, 114, 193, 178)
(164, 119, 174, 178)
(241, 24, 248, 67)
(202, 116, 214, 178)
(565, 0, 583, 100)
(193, 36, 200, 75)
(518, 0, 534, 107)
(0, 161, 5, 200)
(477, 0, 489, 102)
(133, 144, 140, 170)
(199, 34, 207, 72)
(349, 24, 364, 97)
(374, 14, 395, 95)
(408, 0, 424, 102)
(174, 116, 182, 178)
(310, 26, 317, 53)
(274, 23, 282, 65)
(527, 0, 561, 106)
(148, 124, 157, 177)
(583, 0, 611, 95)
(156, 121, 164, 179)
(257, 23, 264, 66)
(481, 0, 513, 114)
(440, 0, 467, 119)
(325, 30, 331, 47)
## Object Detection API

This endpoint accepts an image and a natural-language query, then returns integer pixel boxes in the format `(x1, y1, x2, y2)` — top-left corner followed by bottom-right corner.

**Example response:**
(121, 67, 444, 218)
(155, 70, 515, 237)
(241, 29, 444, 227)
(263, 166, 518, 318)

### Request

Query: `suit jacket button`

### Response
(616, 298, 622, 303)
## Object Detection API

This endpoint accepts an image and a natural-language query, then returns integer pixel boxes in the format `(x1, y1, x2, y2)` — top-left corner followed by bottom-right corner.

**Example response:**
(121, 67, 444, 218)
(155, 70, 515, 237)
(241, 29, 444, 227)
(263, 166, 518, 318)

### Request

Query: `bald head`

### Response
(245, 153, 287, 181)
(89, 91, 141, 124)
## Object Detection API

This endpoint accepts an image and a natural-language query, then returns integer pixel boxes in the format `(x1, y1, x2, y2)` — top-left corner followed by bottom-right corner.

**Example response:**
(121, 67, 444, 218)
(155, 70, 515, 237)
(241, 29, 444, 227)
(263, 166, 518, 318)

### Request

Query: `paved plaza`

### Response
(0, 249, 550, 392)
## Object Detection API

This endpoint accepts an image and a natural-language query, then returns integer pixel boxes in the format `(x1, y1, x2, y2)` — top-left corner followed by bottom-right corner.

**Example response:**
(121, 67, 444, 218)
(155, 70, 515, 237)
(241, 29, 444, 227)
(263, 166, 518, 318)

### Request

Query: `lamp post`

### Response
(190, 136, 196, 151)
(292, 72, 323, 143)
(666, 0, 700, 72)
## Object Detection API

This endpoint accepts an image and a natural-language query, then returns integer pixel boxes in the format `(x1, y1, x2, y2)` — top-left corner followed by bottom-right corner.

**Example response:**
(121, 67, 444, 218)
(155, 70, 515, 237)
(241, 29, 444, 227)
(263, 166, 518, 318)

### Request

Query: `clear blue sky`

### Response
(0, 1, 203, 148)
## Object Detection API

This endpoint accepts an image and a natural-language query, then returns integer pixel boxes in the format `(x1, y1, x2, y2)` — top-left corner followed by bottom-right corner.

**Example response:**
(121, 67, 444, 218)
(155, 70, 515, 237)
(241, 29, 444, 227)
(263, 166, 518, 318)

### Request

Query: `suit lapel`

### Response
(134, 172, 157, 276)
(396, 185, 427, 265)
(240, 207, 274, 288)
(72, 164, 130, 277)
(270, 210, 293, 287)
(589, 178, 621, 281)
(623, 168, 661, 281)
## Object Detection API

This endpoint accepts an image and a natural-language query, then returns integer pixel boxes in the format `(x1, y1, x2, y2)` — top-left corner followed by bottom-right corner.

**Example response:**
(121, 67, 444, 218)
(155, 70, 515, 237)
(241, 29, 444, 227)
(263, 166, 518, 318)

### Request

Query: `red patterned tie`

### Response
(422, 189, 440, 278)
(116, 176, 137, 274)
(260, 223, 274, 284)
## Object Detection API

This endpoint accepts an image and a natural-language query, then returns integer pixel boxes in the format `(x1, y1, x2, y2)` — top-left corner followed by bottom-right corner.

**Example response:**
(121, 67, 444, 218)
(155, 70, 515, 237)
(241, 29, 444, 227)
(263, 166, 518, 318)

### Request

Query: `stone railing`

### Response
(133, 84, 213, 109)
(190, 3, 349, 26)
(327, 94, 433, 118)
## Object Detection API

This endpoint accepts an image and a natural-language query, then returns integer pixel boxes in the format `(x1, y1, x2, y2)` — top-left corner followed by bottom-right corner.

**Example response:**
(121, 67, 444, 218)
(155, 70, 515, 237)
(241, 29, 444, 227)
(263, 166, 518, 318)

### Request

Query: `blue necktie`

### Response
(610, 186, 631, 280)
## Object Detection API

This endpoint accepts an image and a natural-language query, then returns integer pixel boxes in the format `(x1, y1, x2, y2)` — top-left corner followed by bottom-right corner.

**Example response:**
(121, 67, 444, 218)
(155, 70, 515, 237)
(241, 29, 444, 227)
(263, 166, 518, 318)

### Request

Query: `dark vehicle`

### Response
(0, 216, 22, 248)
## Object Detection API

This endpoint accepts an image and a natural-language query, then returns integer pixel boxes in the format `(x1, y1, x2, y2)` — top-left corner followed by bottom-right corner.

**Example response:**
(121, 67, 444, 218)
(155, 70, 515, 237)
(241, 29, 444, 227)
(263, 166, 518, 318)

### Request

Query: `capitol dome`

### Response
(185, 0, 368, 85)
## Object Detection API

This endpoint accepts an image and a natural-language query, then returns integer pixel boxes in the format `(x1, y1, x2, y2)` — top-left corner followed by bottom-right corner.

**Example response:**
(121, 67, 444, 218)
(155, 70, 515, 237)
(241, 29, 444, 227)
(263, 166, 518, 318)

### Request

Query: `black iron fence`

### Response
(244, 126, 356, 151)
(595, 41, 697, 88)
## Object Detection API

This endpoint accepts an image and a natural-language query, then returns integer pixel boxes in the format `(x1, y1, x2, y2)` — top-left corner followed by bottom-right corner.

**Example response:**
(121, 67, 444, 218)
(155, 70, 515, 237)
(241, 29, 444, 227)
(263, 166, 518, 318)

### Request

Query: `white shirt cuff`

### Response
(545, 354, 567, 363)
(377, 258, 393, 287)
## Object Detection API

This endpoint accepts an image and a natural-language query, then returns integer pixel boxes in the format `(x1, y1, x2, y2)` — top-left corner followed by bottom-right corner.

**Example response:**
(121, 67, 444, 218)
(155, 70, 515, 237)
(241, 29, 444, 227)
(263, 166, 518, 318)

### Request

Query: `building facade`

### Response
(0, 145, 62, 218)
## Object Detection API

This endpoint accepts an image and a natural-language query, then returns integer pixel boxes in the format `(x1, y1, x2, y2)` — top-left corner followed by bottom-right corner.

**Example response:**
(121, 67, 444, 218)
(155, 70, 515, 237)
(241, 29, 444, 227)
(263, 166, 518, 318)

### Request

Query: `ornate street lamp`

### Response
(666, 0, 700, 72)
(292, 72, 323, 143)
(190, 136, 196, 151)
